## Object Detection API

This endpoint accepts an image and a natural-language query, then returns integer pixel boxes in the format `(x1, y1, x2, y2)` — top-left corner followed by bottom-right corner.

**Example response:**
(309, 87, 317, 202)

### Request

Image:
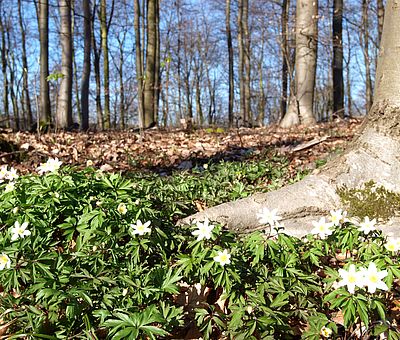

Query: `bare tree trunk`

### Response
(38, 0, 51, 127)
(57, 0, 73, 129)
(143, 0, 157, 128)
(280, 0, 289, 121)
(134, 0, 144, 128)
(362, 0, 373, 113)
(18, 0, 32, 129)
(153, 0, 160, 124)
(6, 31, 19, 130)
(333, 0, 344, 118)
(173, 0, 183, 122)
(256, 49, 265, 127)
(226, 0, 234, 127)
(377, 0, 384, 45)
(280, 0, 318, 127)
(71, 0, 81, 123)
(180, 0, 400, 237)
(117, 35, 125, 129)
(100, 0, 111, 129)
(81, 0, 91, 131)
(0, 13, 9, 128)
(238, 0, 245, 126)
(242, 0, 251, 125)
(91, 2, 103, 129)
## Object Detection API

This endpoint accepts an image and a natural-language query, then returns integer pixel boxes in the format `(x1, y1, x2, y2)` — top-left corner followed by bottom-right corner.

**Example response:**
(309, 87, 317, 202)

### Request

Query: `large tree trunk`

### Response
(225, 0, 234, 128)
(280, 0, 318, 127)
(38, 0, 51, 127)
(332, 0, 344, 118)
(280, 0, 289, 121)
(377, 0, 384, 45)
(0, 14, 9, 128)
(242, 0, 251, 125)
(18, 0, 33, 129)
(81, 0, 91, 131)
(100, 0, 111, 129)
(57, 0, 73, 129)
(180, 0, 400, 237)
(134, 0, 143, 128)
(143, 0, 157, 128)
(362, 0, 373, 113)
(91, 2, 103, 130)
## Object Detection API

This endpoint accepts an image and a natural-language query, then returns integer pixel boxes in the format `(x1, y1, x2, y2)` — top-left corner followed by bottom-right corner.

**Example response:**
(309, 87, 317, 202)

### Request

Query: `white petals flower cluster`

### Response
(0, 165, 18, 193)
(337, 262, 388, 294)
(10, 221, 31, 241)
(117, 203, 127, 215)
(257, 208, 284, 235)
(37, 158, 62, 175)
(320, 326, 333, 338)
(384, 238, 400, 252)
(192, 218, 214, 241)
(357, 216, 377, 234)
(0, 165, 18, 183)
(0, 253, 10, 270)
(311, 217, 334, 239)
(130, 220, 151, 236)
(329, 209, 348, 226)
(213, 249, 231, 266)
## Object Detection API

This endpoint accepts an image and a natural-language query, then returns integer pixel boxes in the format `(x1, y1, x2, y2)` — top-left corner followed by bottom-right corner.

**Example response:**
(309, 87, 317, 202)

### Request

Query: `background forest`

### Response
(0, 0, 383, 130)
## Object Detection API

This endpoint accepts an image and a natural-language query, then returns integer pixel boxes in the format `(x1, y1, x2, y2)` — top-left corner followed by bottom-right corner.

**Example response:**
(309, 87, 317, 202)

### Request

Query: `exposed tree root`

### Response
(179, 105, 400, 237)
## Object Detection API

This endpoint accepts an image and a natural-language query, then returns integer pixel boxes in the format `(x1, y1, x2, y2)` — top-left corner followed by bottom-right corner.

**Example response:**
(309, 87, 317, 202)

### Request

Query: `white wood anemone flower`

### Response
(384, 238, 400, 252)
(320, 326, 333, 338)
(329, 209, 348, 226)
(10, 221, 31, 242)
(311, 217, 334, 239)
(337, 264, 364, 294)
(256, 208, 281, 226)
(192, 218, 215, 241)
(37, 158, 63, 175)
(0, 253, 10, 270)
(130, 220, 151, 236)
(213, 249, 231, 267)
(357, 216, 377, 234)
(359, 262, 388, 294)
(117, 203, 127, 215)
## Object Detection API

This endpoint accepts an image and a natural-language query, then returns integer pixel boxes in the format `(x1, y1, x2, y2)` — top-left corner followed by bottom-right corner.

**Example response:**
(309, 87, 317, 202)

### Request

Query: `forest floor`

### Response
(0, 118, 362, 176)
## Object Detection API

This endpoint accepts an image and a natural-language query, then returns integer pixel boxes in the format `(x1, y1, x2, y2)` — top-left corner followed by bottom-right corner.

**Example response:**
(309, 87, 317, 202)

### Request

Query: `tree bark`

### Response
(38, 0, 51, 127)
(143, 0, 157, 128)
(57, 0, 73, 129)
(377, 0, 384, 46)
(81, 0, 91, 131)
(91, 2, 103, 130)
(18, 0, 33, 129)
(362, 0, 373, 113)
(0, 13, 9, 128)
(100, 0, 111, 129)
(180, 0, 400, 238)
(332, 0, 344, 118)
(242, 0, 251, 125)
(71, 0, 81, 124)
(134, 0, 144, 128)
(280, 0, 318, 127)
(237, 0, 245, 126)
(280, 0, 289, 121)
(226, 0, 234, 128)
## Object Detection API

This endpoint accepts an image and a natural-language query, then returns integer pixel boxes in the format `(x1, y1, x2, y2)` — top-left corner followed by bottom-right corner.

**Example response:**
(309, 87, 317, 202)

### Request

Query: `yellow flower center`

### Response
(369, 274, 378, 283)
(0, 255, 7, 264)
(220, 254, 228, 262)
(348, 275, 357, 283)
(137, 225, 145, 231)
